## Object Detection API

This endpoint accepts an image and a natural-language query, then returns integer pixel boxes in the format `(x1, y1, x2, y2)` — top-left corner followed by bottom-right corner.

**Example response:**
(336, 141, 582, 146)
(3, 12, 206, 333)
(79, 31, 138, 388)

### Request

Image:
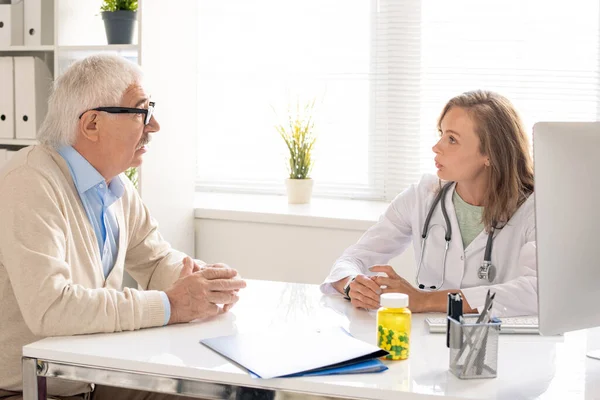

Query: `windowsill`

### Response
(194, 192, 389, 230)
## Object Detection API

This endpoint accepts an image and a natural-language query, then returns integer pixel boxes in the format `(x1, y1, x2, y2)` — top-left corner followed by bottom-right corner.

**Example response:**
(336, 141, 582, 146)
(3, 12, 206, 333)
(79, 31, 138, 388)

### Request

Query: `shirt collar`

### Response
(57, 146, 125, 199)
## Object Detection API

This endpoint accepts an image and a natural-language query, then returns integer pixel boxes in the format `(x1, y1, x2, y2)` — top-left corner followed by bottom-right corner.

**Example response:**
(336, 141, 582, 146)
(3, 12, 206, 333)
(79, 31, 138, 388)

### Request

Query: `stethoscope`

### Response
(415, 181, 497, 291)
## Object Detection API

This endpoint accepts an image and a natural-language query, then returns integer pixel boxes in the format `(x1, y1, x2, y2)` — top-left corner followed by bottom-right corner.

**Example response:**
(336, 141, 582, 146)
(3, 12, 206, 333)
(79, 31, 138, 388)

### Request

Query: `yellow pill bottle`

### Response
(377, 293, 411, 360)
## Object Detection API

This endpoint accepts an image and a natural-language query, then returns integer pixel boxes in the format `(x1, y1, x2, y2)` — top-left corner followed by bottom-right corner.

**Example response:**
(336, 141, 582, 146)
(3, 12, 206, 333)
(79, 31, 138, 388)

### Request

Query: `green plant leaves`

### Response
(124, 167, 138, 189)
(100, 0, 138, 12)
(276, 100, 317, 180)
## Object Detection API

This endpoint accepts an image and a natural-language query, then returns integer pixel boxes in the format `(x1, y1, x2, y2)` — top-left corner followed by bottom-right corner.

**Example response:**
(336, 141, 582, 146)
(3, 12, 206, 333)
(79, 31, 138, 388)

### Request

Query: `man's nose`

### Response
(146, 115, 160, 133)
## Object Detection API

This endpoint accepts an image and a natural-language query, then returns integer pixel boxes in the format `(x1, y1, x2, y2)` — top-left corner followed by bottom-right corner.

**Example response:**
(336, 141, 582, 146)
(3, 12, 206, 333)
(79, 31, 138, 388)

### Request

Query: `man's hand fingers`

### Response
(207, 291, 240, 305)
(209, 303, 223, 317)
(207, 278, 247, 291)
(201, 267, 239, 280)
(223, 303, 235, 313)
(354, 274, 382, 295)
(192, 262, 202, 273)
(180, 257, 194, 278)
(204, 263, 230, 269)
(369, 265, 400, 279)
(195, 303, 221, 319)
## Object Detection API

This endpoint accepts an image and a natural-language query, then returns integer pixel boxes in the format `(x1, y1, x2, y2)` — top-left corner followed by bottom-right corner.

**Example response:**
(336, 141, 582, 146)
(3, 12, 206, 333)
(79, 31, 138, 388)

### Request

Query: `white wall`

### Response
(195, 218, 416, 285)
(139, 0, 198, 255)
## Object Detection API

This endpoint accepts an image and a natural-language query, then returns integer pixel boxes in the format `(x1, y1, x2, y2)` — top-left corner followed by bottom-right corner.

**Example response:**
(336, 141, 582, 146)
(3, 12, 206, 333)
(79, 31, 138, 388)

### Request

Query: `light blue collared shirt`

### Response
(58, 146, 170, 325)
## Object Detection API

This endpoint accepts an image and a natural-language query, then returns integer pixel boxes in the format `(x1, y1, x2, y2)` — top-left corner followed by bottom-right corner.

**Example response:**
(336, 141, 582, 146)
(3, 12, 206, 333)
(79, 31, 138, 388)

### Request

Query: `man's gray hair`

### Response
(37, 54, 144, 149)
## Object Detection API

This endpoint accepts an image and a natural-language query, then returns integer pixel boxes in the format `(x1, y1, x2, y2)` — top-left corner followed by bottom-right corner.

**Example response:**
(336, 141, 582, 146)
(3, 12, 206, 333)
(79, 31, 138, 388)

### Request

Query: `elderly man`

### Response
(0, 54, 246, 400)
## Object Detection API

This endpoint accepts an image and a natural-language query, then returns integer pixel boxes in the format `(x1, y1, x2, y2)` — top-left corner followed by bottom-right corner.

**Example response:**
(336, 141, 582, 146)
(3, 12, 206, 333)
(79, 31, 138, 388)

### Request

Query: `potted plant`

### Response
(276, 100, 317, 204)
(100, 0, 138, 45)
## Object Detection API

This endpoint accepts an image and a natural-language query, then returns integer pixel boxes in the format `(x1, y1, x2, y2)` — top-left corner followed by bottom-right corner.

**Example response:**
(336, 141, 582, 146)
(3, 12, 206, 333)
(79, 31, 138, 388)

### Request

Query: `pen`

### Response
(447, 293, 463, 348)
(476, 290, 494, 324)
(463, 292, 496, 375)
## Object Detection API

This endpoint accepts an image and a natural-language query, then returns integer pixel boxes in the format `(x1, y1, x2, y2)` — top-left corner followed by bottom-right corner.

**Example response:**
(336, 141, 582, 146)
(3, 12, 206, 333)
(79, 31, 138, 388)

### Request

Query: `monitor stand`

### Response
(588, 350, 600, 360)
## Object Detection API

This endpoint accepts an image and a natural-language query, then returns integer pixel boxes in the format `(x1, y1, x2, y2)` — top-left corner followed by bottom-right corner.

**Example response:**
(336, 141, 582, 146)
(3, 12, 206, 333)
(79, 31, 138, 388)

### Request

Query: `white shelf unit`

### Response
(57, 44, 139, 52)
(0, 0, 143, 149)
(0, 45, 54, 52)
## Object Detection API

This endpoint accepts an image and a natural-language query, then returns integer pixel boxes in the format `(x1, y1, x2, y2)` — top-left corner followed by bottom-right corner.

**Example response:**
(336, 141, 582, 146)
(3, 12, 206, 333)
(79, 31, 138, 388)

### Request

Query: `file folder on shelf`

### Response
(14, 56, 52, 140)
(0, 57, 14, 139)
(24, 0, 53, 46)
(0, 1, 24, 46)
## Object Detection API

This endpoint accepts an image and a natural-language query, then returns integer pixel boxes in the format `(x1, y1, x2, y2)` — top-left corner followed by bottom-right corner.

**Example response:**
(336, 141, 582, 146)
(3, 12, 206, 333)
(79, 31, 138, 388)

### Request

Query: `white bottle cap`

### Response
(380, 293, 409, 308)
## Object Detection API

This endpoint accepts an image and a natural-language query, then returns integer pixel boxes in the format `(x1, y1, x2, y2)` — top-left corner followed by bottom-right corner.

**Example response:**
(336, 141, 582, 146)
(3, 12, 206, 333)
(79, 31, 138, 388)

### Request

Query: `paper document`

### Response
(201, 326, 388, 379)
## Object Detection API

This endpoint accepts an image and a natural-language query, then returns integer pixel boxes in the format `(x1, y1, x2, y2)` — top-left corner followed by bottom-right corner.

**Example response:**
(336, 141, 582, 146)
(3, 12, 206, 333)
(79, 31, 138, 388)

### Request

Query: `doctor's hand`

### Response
(370, 265, 427, 313)
(347, 274, 382, 310)
(165, 258, 247, 324)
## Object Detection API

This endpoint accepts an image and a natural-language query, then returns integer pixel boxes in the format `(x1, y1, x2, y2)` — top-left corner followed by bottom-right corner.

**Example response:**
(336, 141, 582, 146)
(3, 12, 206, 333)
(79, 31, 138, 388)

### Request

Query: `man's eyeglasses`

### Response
(79, 101, 155, 125)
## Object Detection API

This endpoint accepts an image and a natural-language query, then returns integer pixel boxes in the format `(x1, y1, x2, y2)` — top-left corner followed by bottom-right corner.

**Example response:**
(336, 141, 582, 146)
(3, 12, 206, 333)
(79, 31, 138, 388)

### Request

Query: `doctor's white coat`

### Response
(321, 174, 537, 317)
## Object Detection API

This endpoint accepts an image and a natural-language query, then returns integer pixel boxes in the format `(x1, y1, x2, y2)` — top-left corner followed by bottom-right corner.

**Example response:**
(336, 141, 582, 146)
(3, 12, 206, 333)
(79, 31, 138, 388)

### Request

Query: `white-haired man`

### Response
(0, 54, 246, 400)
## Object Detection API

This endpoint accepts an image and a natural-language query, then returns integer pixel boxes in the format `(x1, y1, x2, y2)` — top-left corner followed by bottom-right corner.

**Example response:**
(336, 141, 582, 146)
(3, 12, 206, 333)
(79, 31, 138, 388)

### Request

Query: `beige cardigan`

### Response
(0, 146, 187, 396)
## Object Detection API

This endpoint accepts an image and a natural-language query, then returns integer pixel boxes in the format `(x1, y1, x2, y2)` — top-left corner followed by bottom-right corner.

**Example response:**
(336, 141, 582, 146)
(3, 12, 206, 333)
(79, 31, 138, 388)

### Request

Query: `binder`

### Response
(0, 0, 24, 46)
(23, 0, 53, 46)
(14, 56, 52, 140)
(0, 57, 14, 139)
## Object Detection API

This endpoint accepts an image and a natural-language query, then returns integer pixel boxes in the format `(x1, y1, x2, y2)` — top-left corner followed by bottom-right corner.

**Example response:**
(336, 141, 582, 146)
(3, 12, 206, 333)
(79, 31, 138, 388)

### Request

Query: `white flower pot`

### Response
(285, 178, 314, 204)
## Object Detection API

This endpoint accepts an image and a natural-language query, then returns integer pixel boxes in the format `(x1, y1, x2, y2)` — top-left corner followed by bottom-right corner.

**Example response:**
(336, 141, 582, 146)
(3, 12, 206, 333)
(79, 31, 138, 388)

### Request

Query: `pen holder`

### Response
(448, 316, 500, 379)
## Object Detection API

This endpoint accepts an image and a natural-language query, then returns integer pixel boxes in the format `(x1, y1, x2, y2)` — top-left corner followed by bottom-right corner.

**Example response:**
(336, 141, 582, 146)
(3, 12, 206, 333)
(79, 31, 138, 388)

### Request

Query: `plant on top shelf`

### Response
(100, 0, 139, 45)
(275, 99, 317, 204)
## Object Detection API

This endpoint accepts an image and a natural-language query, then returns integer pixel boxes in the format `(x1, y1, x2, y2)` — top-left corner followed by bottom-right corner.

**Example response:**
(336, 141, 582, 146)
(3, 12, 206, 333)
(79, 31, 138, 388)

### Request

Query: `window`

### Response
(197, 0, 600, 201)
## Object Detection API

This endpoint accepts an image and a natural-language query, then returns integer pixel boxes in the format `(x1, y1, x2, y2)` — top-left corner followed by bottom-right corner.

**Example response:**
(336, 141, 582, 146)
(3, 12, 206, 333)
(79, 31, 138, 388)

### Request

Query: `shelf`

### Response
(57, 45, 139, 52)
(0, 45, 136, 53)
(0, 46, 54, 52)
(0, 139, 37, 146)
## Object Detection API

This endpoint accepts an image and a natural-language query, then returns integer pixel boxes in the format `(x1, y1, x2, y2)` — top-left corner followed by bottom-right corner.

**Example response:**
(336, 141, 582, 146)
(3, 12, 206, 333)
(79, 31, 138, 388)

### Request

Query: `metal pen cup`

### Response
(448, 316, 501, 379)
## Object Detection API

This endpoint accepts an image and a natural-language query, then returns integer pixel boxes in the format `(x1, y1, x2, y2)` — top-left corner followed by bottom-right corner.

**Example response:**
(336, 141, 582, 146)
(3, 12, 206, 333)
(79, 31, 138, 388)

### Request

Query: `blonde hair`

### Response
(38, 54, 143, 149)
(437, 90, 534, 231)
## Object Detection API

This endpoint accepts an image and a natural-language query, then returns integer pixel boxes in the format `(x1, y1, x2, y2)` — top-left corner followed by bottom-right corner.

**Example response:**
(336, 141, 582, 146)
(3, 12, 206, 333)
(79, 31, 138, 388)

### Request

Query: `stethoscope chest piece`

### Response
(478, 260, 496, 282)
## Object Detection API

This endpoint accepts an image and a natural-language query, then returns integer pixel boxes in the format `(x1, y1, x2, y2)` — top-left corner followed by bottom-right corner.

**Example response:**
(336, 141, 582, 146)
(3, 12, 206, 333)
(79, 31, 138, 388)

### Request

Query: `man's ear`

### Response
(79, 112, 101, 143)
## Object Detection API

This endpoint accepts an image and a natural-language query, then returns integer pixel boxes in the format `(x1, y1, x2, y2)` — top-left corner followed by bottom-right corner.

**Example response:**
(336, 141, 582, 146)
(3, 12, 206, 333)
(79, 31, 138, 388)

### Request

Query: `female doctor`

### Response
(321, 90, 536, 317)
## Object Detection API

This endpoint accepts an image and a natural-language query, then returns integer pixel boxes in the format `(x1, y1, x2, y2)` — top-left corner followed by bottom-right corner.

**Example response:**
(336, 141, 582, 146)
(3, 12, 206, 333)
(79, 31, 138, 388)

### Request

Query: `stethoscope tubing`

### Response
(415, 181, 495, 290)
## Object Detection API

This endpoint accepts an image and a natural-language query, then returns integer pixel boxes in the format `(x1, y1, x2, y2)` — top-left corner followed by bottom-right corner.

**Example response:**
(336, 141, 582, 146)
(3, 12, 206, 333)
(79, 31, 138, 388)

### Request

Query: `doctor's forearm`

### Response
(422, 290, 476, 314)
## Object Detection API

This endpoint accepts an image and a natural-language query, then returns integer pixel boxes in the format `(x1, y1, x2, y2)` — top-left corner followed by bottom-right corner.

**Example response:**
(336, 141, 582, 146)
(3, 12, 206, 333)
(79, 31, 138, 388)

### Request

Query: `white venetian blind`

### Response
(197, 0, 600, 201)
(415, 0, 600, 178)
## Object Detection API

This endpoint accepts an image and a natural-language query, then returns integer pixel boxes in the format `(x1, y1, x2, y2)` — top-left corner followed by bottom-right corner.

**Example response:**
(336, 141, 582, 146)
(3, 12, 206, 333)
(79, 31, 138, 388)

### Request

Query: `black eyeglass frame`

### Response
(79, 101, 155, 125)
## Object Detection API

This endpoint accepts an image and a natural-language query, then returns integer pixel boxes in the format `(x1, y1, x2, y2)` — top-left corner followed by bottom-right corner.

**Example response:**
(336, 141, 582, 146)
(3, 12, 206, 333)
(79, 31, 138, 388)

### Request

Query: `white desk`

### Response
(22, 280, 600, 400)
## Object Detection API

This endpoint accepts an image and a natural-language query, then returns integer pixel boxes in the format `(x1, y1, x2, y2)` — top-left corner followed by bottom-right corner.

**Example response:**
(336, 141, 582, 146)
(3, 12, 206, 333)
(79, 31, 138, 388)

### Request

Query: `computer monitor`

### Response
(534, 121, 600, 360)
